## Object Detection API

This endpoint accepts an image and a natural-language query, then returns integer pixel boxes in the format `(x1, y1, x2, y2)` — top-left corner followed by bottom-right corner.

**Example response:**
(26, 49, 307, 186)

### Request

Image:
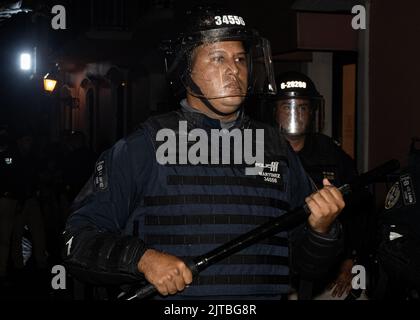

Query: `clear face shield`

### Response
(166, 29, 277, 101)
(275, 98, 313, 137)
(188, 40, 250, 104)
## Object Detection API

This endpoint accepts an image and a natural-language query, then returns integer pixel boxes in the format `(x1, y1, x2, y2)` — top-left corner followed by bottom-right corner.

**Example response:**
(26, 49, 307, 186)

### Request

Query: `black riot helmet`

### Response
(163, 5, 277, 116)
(272, 71, 325, 136)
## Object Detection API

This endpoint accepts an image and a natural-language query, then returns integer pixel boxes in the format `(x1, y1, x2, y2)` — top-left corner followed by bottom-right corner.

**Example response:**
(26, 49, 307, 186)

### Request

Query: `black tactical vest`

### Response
(123, 110, 295, 298)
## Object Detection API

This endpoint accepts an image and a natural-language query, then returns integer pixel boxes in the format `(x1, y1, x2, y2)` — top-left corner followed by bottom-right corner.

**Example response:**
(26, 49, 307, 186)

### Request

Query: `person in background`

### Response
(271, 71, 370, 299)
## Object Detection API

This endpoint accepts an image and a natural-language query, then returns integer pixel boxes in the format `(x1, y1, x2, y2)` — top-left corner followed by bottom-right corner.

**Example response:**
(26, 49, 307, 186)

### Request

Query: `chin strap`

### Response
(186, 75, 242, 117)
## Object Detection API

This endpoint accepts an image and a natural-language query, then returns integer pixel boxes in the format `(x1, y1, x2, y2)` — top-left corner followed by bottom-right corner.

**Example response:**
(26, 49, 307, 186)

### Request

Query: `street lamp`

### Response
(20, 53, 32, 71)
(18, 47, 36, 74)
(43, 73, 57, 92)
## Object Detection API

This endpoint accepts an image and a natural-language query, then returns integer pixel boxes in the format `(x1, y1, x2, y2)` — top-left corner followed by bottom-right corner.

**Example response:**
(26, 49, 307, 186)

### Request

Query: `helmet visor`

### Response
(275, 98, 313, 136)
(166, 28, 277, 100)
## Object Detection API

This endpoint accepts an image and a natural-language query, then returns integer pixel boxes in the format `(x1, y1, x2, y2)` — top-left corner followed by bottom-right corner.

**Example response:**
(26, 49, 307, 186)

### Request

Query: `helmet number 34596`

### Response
(214, 15, 245, 26)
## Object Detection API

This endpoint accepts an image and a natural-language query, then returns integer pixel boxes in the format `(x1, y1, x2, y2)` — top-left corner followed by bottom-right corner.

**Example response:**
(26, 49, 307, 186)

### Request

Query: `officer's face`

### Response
(275, 98, 311, 136)
(190, 41, 248, 114)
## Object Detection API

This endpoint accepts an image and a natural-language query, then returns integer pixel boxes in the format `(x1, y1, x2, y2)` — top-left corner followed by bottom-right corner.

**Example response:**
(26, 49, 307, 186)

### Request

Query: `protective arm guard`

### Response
(290, 220, 344, 280)
(62, 226, 149, 285)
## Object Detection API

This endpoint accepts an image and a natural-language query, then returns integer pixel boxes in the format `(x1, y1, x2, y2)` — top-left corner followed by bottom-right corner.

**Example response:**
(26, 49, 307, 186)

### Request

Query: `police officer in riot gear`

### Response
(272, 71, 369, 299)
(273, 72, 357, 185)
(375, 138, 420, 300)
(63, 7, 345, 300)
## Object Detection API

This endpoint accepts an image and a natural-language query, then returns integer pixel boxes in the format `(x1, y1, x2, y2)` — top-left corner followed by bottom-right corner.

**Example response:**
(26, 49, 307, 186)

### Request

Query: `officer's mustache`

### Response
(223, 76, 244, 90)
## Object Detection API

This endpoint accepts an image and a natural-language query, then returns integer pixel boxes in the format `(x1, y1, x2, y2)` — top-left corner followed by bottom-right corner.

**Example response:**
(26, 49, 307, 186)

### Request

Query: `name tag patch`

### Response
(400, 174, 416, 206)
(255, 161, 284, 187)
(94, 160, 108, 191)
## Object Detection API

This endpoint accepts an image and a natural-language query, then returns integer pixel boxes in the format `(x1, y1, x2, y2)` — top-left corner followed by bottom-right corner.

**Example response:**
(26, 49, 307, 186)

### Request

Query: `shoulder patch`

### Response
(94, 160, 108, 191)
(385, 182, 401, 210)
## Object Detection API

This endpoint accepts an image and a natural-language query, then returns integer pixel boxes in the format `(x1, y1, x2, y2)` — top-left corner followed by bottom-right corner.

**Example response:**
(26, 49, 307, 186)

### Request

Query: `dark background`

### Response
(2, 0, 419, 170)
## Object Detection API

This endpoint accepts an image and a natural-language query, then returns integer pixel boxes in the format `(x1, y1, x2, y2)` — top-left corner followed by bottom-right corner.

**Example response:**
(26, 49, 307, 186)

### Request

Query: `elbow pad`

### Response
(62, 226, 149, 285)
